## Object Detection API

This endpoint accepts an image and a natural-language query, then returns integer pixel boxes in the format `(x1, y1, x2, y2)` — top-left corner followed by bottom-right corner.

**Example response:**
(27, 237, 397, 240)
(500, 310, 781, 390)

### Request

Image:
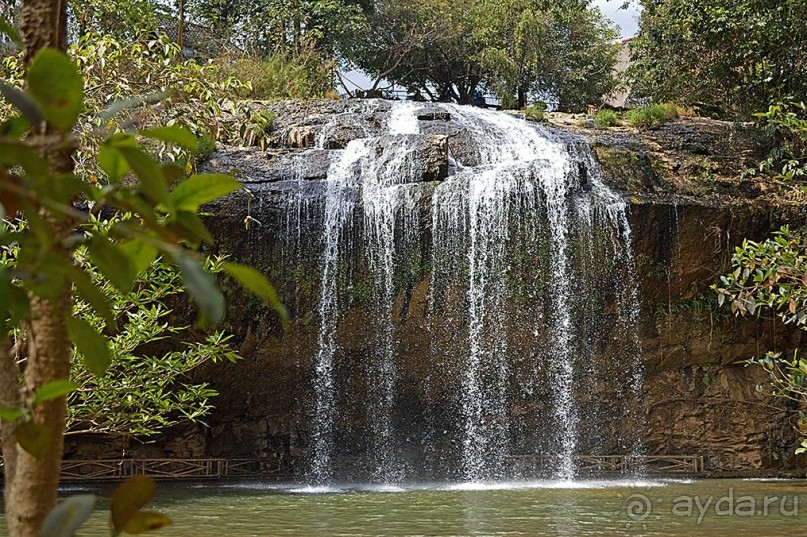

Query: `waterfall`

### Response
(298, 100, 643, 484)
(310, 139, 369, 484)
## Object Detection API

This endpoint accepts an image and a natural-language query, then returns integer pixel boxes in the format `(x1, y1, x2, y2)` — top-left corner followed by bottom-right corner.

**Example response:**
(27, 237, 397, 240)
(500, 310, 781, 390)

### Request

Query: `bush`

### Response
(627, 102, 684, 128)
(753, 102, 807, 181)
(222, 50, 336, 100)
(524, 102, 546, 122)
(0, 33, 278, 176)
(594, 108, 620, 128)
(69, 249, 242, 438)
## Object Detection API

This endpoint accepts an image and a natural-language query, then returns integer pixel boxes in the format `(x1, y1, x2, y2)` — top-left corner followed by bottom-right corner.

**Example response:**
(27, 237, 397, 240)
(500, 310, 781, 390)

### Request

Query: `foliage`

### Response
(67, 0, 165, 40)
(713, 226, 807, 450)
(41, 475, 170, 537)
(714, 227, 807, 324)
(523, 103, 546, 122)
(626, 103, 682, 129)
(221, 50, 337, 100)
(594, 108, 620, 128)
(0, 44, 284, 477)
(0, 32, 275, 168)
(340, 0, 618, 111)
(750, 102, 807, 182)
(68, 251, 241, 438)
(188, 0, 367, 57)
(630, 0, 807, 118)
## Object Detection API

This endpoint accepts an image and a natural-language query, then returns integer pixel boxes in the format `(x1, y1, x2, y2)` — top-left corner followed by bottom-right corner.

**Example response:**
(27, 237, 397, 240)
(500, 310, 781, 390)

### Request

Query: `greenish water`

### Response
(2, 479, 807, 536)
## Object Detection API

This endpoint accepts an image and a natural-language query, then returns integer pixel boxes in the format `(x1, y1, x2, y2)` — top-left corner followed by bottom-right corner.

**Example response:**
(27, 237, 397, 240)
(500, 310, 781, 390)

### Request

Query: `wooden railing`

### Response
(0, 454, 705, 482)
(505, 454, 705, 475)
(0, 458, 292, 481)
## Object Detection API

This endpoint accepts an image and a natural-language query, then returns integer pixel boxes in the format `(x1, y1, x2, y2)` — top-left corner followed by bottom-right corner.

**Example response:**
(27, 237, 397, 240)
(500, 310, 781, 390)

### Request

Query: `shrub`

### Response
(69, 250, 242, 438)
(594, 108, 620, 128)
(627, 102, 684, 128)
(0, 32, 278, 176)
(524, 102, 546, 122)
(222, 49, 336, 100)
(191, 133, 216, 167)
(752, 102, 807, 181)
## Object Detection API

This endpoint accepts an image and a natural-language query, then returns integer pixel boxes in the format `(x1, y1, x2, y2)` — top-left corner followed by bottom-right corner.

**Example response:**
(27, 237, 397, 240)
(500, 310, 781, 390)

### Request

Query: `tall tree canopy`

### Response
(189, 0, 367, 56)
(339, 0, 618, 110)
(630, 0, 807, 117)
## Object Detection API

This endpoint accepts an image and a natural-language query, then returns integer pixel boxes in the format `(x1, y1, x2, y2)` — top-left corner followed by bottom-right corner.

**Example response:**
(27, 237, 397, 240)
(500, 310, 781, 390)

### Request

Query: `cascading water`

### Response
(310, 139, 369, 484)
(296, 100, 643, 485)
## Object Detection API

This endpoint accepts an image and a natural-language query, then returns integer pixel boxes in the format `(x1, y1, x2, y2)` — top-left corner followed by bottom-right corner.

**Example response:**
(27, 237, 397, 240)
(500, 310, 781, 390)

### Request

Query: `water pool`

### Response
(3, 478, 806, 536)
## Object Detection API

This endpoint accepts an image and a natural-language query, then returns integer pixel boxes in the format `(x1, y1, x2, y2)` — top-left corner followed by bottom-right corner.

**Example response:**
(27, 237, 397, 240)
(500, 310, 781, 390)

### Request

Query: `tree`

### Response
(339, 0, 618, 110)
(714, 226, 807, 451)
(0, 4, 284, 536)
(67, 0, 163, 39)
(629, 0, 807, 118)
(476, 0, 618, 109)
(188, 0, 366, 57)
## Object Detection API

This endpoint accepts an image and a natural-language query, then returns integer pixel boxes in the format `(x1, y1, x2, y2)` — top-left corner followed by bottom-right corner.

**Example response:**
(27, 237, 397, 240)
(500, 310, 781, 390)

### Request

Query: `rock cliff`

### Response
(67, 99, 807, 477)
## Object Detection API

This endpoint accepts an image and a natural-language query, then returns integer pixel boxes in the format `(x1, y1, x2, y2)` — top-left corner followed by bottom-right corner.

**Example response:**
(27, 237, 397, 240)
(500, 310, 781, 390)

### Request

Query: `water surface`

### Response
(3, 478, 806, 536)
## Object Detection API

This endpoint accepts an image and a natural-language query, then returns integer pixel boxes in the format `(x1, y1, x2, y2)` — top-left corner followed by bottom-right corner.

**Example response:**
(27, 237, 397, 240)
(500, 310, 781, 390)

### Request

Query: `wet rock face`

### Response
(374, 134, 449, 182)
(71, 99, 807, 477)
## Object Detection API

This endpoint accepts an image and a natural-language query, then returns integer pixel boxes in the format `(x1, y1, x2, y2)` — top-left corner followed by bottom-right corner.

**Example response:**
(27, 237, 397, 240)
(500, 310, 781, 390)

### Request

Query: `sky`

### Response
(342, 1, 642, 92)
(596, 0, 640, 38)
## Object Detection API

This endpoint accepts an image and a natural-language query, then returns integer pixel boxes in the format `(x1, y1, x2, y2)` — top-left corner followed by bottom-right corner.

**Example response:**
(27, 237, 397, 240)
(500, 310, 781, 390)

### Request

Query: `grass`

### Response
(220, 52, 338, 100)
(523, 103, 546, 122)
(626, 102, 688, 128)
(594, 108, 620, 128)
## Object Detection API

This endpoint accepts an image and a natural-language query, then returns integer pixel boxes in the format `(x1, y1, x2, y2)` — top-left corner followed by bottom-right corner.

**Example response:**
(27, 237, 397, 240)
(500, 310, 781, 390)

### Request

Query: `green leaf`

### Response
(15, 420, 50, 458)
(161, 163, 185, 185)
(98, 146, 130, 183)
(0, 15, 21, 45)
(0, 80, 43, 128)
(140, 125, 198, 151)
(41, 495, 97, 537)
(174, 252, 224, 327)
(6, 283, 30, 328)
(26, 48, 84, 133)
(70, 267, 115, 324)
(99, 91, 165, 121)
(111, 476, 156, 532)
(0, 407, 25, 422)
(0, 140, 49, 177)
(121, 511, 172, 534)
(45, 173, 93, 203)
(86, 236, 137, 293)
(33, 380, 79, 404)
(172, 210, 213, 246)
(118, 240, 158, 277)
(67, 317, 111, 377)
(222, 262, 288, 325)
(170, 173, 241, 211)
(117, 147, 172, 207)
(0, 116, 30, 137)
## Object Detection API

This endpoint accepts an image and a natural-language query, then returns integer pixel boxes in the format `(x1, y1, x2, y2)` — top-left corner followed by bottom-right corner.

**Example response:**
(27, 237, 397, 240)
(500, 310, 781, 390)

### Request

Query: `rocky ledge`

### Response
(69, 99, 807, 477)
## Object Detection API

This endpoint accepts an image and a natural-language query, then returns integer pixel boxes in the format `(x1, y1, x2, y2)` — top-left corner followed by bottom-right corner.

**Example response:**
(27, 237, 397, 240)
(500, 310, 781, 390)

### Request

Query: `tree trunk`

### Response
(18, 0, 67, 64)
(517, 86, 528, 109)
(177, 0, 184, 57)
(3, 293, 72, 537)
(2, 1, 75, 536)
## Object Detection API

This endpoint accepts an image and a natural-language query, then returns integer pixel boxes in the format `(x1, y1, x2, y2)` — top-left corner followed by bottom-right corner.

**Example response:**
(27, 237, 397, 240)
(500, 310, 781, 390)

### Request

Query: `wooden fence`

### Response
(506, 454, 704, 475)
(0, 458, 292, 482)
(0, 454, 704, 482)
